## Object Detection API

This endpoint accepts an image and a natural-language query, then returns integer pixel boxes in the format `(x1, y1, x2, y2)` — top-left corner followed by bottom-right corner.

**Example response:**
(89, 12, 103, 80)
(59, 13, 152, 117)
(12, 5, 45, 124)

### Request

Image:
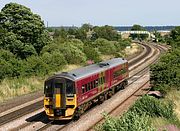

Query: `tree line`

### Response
(0, 3, 132, 80)
(150, 26, 180, 94)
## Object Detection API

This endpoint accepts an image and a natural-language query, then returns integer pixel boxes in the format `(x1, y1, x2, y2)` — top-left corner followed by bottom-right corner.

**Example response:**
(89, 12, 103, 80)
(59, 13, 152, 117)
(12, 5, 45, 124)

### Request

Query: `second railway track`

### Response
(0, 42, 166, 131)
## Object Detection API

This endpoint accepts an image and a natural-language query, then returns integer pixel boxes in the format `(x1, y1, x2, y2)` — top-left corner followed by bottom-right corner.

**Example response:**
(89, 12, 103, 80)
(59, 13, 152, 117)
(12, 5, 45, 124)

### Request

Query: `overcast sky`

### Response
(0, 0, 180, 27)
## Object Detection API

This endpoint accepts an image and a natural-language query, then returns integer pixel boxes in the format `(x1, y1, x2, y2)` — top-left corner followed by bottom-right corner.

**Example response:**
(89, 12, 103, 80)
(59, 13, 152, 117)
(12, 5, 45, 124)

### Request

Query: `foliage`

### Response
(83, 45, 102, 62)
(97, 95, 180, 131)
(150, 26, 180, 94)
(130, 95, 174, 119)
(41, 52, 67, 72)
(41, 41, 87, 64)
(0, 49, 23, 79)
(150, 45, 180, 93)
(130, 24, 149, 40)
(153, 31, 165, 43)
(93, 25, 120, 41)
(91, 38, 117, 55)
(96, 112, 154, 131)
(0, 3, 51, 58)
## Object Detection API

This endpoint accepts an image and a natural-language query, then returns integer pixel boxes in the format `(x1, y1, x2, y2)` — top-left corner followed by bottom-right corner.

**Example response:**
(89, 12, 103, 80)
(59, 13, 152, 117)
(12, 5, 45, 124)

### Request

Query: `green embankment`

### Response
(96, 26, 180, 131)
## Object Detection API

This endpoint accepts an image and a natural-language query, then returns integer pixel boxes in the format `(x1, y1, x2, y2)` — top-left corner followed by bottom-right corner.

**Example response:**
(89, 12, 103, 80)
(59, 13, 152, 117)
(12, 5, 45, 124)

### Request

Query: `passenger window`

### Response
(91, 81, 94, 89)
(94, 80, 96, 88)
(87, 83, 91, 91)
(82, 85, 85, 93)
(95, 79, 98, 87)
(85, 84, 88, 92)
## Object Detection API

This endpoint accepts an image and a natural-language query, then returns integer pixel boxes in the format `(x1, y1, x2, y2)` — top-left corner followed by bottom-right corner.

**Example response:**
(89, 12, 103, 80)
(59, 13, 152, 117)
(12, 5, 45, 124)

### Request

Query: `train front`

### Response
(44, 77, 77, 120)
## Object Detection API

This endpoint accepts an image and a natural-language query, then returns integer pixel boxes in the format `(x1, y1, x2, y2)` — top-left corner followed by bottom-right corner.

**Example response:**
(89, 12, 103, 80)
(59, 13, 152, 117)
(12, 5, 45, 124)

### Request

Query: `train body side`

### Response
(75, 61, 128, 107)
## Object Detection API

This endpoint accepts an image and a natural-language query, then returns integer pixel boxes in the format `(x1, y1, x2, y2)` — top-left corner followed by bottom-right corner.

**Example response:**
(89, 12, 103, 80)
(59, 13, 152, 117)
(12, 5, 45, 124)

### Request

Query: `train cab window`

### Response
(82, 85, 85, 93)
(66, 80, 75, 94)
(44, 80, 53, 97)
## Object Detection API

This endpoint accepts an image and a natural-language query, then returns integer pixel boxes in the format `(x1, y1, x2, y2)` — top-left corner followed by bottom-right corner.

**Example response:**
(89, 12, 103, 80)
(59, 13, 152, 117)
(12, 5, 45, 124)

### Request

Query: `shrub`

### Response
(129, 95, 174, 119)
(24, 55, 48, 76)
(84, 46, 102, 63)
(68, 39, 84, 51)
(42, 42, 87, 64)
(92, 38, 116, 55)
(41, 51, 67, 72)
(150, 47, 180, 92)
(96, 112, 155, 131)
(60, 43, 87, 64)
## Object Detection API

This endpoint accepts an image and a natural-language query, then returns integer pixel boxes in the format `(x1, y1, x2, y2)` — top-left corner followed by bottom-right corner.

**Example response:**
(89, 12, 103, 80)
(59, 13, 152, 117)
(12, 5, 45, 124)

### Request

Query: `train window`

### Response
(55, 83, 63, 94)
(94, 80, 96, 88)
(82, 85, 85, 93)
(87, 83, 91, 91)
(66, 80, 75, 94)
(95, 79, 98, 87)
(114, 69, 126, 78)
(85, 84, 88, 92)
(91, 81, 94, 89)
(44, 80, 53, 97)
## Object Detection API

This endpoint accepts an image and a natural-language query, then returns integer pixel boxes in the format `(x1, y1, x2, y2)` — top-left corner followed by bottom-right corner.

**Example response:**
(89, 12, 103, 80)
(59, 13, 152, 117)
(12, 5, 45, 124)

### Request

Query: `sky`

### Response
(0, 0, 180, 27)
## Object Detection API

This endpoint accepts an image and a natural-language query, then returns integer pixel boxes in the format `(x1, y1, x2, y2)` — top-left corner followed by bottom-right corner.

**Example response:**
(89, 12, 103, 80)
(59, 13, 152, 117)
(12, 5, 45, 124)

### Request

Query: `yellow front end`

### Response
(44, 94, 77, 120)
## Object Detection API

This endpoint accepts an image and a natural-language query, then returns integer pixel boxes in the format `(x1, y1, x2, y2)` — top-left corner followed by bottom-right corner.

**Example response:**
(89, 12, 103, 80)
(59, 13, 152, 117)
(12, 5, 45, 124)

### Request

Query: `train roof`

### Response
(50, 58, 127, 81)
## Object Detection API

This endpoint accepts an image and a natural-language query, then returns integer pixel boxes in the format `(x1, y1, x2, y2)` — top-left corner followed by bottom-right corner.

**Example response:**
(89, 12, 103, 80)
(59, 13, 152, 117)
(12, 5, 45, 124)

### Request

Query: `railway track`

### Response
(0, 42, 166, 131)
(55, 43, 165, 131)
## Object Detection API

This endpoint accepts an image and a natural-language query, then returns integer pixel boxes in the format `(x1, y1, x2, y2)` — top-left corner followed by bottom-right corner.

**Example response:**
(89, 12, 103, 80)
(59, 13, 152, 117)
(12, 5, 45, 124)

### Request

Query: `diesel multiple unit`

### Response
(44, 58, 129, 120)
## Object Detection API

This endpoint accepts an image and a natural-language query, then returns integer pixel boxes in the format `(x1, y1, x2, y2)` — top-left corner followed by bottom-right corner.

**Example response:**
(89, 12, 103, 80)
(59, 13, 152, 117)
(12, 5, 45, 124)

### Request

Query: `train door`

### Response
(53, 79, 66, 110)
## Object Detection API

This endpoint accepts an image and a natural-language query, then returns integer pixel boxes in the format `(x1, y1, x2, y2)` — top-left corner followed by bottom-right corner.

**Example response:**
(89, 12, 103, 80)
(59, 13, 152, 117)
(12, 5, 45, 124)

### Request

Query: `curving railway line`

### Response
(0, 42, 167, 131)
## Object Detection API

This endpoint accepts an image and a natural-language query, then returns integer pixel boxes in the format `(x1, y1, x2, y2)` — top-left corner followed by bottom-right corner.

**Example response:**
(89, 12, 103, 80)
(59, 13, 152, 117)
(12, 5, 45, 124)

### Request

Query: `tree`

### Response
(130, 24, 149, 40)
(92, 38, 116, 55)
(93, 25, 120, 41)
(0, 3, 51, 58)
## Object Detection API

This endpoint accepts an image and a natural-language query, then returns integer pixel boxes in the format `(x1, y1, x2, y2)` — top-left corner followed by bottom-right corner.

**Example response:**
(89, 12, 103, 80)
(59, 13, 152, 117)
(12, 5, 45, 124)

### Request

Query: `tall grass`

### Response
(0, 76, 44, 102)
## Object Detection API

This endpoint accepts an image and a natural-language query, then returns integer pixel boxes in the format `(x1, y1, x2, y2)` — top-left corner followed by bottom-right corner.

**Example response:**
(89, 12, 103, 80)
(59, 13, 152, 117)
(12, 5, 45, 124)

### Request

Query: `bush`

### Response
(92, 38, 116, 55)
(41, 42, 87, 64)
(41, 51, 67, 72)
(96, 112, 155, 131)
(68, 39, 84, 51)
(84, 46, 102, 63)
(0, 49, 25, 79)
(150, 48, 180, 92)
(60, 43, 87, 64)
(24, 55, 48, 76)
(130, 95, 174, 119)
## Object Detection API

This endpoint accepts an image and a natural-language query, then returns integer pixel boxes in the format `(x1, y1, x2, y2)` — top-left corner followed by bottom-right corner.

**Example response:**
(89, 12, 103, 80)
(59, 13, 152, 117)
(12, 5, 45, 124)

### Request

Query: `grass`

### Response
(165, 89, 180, 119)
(149, 90, 180, 129)
(0, 43, 142, 103)
(96, 95, 180, 131)
(0, 76, 44, 102)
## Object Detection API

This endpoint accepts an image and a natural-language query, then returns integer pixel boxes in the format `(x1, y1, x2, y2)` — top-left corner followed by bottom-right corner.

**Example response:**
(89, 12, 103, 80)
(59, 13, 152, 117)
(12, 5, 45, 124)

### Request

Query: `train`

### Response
(44, 58, 129, 120)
